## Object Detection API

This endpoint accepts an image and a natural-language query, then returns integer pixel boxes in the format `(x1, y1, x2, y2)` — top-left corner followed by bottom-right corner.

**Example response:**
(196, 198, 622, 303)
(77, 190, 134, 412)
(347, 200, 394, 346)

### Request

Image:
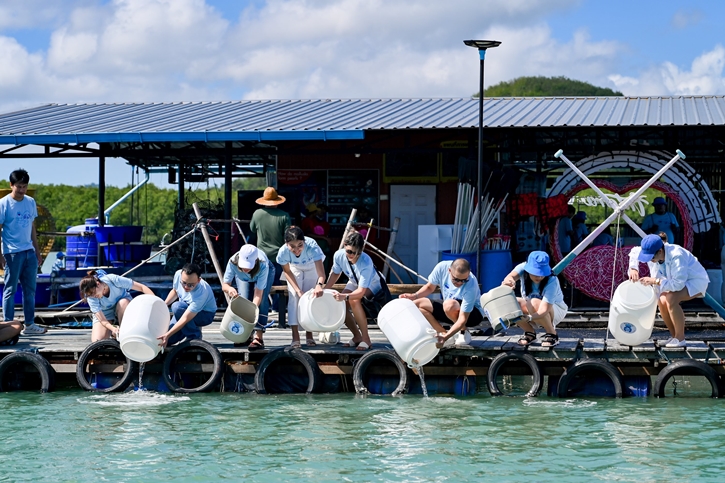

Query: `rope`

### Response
(606, 213, 623, 343)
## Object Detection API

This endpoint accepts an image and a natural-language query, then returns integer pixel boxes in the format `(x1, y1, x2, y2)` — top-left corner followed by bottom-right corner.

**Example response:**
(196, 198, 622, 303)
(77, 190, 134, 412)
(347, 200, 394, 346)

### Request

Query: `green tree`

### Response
(480, 76, 623, 97)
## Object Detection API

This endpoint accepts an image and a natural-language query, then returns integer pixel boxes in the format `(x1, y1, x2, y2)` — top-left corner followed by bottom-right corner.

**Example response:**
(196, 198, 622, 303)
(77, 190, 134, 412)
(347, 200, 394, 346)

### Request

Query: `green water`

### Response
(2, 390, 725, 482)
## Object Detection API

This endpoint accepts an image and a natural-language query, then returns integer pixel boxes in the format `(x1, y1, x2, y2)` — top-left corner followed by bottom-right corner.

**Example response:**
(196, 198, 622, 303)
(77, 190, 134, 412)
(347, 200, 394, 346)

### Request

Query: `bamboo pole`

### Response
(193, 203, 230, 304)
(339, 209, 357, 249)
(382, 217, 400, 278)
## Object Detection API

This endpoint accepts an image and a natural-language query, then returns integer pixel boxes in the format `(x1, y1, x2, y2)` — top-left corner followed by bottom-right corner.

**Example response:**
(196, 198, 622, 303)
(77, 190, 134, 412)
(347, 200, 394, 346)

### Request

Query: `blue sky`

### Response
(1, 0, 724, 188)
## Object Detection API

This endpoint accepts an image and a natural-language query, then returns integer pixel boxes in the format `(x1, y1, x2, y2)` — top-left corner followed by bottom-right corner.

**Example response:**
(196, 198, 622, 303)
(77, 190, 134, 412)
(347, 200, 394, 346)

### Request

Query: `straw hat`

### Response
(256, 187, 286, 206)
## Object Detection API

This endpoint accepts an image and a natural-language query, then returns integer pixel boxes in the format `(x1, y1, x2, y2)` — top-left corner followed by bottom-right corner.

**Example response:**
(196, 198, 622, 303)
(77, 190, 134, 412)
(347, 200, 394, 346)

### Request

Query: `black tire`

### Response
(255, 347, 323, 394)
(353, 349, 408, 396)
(557, 358, 623, 398)
(0, 352, 56, 393)
(487, 351, 543, 397)
(163, 339, 224, 393)
(76, 339, 137, 393)
(654, 359, 722, 398)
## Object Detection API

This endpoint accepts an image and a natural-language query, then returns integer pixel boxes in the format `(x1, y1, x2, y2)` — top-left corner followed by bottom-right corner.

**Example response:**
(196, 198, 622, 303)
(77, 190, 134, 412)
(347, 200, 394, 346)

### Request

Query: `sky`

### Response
(1, 0, 725, 188)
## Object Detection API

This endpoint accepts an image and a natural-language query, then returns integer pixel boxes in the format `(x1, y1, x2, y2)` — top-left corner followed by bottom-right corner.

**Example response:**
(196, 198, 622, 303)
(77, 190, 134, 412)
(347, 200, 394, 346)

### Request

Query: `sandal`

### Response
(541, 333, 559, 347)
(518, 332, 536, 346)
(355, 341, 371, 351)
(342, 338, 359, 348)
(305, 338, 317, 347)
(248, 338, 265, 351)
(290, 340, 301, 348)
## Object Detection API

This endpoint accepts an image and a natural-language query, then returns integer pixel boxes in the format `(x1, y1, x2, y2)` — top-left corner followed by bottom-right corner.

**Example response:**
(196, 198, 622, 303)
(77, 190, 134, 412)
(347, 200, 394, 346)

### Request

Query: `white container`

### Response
(480, 285, 523, 333)
(608, 280, 658, 346)
(298, 289, 346, 332)
(118, 294, 170, 363)
(377, 299, 439, 367)
(220, 296, 258, 343)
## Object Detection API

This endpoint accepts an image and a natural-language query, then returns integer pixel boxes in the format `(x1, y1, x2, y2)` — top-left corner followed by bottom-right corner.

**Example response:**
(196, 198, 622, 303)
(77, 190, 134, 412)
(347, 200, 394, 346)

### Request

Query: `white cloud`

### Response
(671, 8, 704, 30)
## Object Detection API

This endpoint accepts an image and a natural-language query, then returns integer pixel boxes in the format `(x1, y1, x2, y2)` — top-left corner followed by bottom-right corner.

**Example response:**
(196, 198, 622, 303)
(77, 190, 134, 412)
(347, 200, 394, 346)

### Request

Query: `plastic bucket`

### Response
(94, 226, 144, 244)
(219, 296, 258, 343)
(66, 219, 99, 268)
(118, 294, 170, 362)
(377, 299, 439, 367)
(608, 280, 657, 346)
(480, 285, 523, 333)
(480, 250, 513, 293)
(298, 289, 346, 332)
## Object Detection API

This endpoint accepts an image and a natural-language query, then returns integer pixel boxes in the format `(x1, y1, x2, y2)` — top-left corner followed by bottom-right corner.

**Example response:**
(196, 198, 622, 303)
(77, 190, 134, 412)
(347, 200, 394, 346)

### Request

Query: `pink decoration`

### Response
(313, 225, 325, 236)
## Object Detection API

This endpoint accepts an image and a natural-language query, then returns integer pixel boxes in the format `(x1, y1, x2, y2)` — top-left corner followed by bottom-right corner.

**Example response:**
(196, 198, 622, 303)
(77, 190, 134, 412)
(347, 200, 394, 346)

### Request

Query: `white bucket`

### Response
(377, 299, 439, 367)
(298, 289, 346, 332)
(480, 285, 523, 333)
(118, 294, 170, 363)
(608, 280, 658, 346)
(219, 296, 258, 343)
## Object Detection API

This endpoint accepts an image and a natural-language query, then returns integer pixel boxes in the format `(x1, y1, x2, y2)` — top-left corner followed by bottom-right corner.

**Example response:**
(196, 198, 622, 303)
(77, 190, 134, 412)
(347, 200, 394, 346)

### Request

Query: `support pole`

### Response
(193, 202, 230, 304)
(383, 217, 400, 279)
(178, 163, 185, 210)
(339, 209, 358, 249)
(98, 155, 105, 267)
(224, 144, 233, 264)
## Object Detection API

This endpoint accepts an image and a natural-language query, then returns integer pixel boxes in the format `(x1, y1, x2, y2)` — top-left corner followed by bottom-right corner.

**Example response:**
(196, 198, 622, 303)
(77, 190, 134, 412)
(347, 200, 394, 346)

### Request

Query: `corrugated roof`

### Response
(1, 96, 724, 145)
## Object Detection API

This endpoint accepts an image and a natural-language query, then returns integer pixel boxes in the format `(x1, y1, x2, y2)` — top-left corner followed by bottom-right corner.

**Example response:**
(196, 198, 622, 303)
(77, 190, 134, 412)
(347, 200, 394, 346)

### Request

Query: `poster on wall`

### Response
(277, 170, 328, 225)
(328, 170, 379, 237)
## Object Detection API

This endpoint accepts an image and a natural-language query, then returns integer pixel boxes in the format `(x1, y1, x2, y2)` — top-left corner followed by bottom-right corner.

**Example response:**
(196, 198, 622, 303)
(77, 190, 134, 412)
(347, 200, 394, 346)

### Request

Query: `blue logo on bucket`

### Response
(620, 322, 636, 334)
(230, 321, 241, 334)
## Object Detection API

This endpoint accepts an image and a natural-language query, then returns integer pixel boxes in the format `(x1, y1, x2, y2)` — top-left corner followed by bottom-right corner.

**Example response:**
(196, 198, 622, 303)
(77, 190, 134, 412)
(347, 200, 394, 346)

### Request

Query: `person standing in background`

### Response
(557, 205, 576, 255)
(0, 169, 46, 335)
(641, 197, 679, 245)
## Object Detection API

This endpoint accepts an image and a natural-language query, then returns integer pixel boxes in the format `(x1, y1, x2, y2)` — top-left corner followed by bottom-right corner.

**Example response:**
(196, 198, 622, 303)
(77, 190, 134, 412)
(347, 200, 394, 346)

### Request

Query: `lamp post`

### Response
(464, 39, 500, 284)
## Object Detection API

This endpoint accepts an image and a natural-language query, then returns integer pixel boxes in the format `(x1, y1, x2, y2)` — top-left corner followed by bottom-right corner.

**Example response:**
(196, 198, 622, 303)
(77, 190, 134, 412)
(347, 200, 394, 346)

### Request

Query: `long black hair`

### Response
(523, 273, 551, 296)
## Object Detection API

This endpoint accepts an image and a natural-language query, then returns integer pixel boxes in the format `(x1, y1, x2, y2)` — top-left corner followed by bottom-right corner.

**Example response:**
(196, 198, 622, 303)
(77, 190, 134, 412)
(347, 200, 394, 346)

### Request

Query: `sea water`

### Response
(3, 391, 725, 482)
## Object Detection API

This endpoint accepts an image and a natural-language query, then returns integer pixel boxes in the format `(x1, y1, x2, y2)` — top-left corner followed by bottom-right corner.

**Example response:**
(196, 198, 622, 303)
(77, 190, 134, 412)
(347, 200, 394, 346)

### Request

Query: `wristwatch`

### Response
(346, 294, 350, 301)
(317, 282, 324, 286)
(655, 278, 661, 285)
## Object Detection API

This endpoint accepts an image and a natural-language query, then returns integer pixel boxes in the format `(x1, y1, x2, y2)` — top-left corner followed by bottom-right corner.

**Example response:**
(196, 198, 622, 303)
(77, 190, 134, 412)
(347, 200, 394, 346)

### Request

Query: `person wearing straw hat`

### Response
(641, 196, 679, 245)
(502, 251, 567, 347)
(628, 233, 708, 348)
(401, 258, 490, 348)
(222, 244, 276, 350)
(250, 187, 291, 312)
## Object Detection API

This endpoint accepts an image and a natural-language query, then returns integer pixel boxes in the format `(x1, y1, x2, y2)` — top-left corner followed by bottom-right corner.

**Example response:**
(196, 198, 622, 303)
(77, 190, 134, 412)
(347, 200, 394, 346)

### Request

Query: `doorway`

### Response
(390, 185, 436, 283)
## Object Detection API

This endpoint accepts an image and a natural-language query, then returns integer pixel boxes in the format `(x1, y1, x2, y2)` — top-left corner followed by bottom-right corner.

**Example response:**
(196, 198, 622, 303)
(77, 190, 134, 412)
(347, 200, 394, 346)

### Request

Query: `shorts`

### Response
(431, 299, 484, 327)
(548, 303, 568, 327)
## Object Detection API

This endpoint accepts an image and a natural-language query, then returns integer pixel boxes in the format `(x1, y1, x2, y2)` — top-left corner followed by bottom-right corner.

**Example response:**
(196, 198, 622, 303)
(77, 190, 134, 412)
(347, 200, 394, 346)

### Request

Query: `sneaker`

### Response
(21, 323, 47, 335)
(665, 338, 686, 348)
(661, 337, 675, 346)
(454, 330, 472, 346)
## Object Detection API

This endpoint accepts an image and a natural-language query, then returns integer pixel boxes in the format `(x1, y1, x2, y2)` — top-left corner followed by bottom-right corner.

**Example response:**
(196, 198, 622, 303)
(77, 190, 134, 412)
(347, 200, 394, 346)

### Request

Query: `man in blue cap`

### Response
(629, 234, 709, 348)
(641, 197, 679, 244)
(572, 210, 589, 245)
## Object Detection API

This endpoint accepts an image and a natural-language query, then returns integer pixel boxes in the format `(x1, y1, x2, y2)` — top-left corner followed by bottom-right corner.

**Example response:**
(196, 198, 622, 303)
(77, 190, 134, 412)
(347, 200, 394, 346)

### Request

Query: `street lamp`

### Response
(464, 39, 500, 283)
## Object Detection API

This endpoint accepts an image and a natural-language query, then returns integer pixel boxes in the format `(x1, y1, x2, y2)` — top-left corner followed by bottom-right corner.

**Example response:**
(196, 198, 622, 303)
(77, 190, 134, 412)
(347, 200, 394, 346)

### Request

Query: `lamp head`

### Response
(463, 40, 502, 50)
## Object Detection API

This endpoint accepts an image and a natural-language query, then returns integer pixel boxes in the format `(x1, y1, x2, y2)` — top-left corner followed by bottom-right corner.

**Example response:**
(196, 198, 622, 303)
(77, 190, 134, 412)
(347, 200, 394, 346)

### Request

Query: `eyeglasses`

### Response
(451, 275, 469, 284)
(181, 281, 198, 288)
(345, 249, 360, 256)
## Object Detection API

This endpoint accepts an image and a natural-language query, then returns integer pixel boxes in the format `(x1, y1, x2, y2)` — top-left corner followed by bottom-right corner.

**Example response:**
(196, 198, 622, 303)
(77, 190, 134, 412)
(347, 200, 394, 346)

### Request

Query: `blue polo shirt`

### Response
(332, 250, 381, 294)
(428, 261, 483, 314)
(0, 194, 37, 254)
(642, 212, 679, 244)
(276, 237, 325, 266)
(87, 273, 134, 320)
(224, 250, 272, 291)
(173, 270, 217, 313)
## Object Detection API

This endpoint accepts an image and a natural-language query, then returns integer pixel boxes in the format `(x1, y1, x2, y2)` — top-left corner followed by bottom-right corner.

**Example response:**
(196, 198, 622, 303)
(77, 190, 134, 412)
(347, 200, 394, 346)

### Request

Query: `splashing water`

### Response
(138, 362, 145, 391)
(411, 361, 428, 398)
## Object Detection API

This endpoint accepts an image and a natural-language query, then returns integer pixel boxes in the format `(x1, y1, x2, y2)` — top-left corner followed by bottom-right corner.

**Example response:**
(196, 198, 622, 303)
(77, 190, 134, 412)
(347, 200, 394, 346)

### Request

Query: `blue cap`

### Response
(574, 211, 587, 221)
(523, 251, 552, 277)
(57, 252, 65, 258)
(652, 197, 666, 206)
(637, 234, 664, 262)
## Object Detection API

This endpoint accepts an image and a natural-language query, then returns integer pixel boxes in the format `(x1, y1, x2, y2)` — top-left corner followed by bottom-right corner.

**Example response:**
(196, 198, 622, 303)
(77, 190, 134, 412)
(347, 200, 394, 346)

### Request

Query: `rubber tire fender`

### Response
(163, 339, 224, 393)
(255, 347, 323, 395)
(487, 351, 543, 397)
(557, 358, 623, 398)
(0, 352, 56, 393)
(76, 339, 138, 393)
(352, 348, 408, 396)
(654, 359, 722, 398)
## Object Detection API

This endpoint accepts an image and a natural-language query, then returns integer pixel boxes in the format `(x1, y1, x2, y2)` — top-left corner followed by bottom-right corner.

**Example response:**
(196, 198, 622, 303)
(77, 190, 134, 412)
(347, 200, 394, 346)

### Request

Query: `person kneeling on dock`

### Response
(502, 251, 567, 347)
(277, 226, 326, 348)
(628, 233, 709, 348)
(401, 258, 489, 348)
(0, 320, 22, 345)
(222, 244, 276, 351)
(158, 263, 217, 348)
(325, 232, 386, 351)
(79, 270, 155, 342)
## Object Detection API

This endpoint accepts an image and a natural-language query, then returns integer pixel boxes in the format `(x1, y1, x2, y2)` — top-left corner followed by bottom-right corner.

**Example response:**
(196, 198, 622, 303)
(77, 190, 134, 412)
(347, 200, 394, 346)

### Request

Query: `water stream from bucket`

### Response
(411, 362, 428, 398)
(138, 362, 145, 391)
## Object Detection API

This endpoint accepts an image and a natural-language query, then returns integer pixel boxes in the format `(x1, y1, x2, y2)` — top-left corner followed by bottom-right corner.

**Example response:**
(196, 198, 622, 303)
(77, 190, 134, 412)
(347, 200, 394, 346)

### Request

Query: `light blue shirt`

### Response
(276, 237, 325, 266)
(641, 212, 679, 244)
(0, 194, 37, 254)
(514, 262, 566, 307)
(87, 273, 134, 320)
(173, 270, 217, 313)
(428, 261, 483, 314)
(558, 216, 573, 253)
(224, 250, 271, 291)
(332, 250, 382, 294)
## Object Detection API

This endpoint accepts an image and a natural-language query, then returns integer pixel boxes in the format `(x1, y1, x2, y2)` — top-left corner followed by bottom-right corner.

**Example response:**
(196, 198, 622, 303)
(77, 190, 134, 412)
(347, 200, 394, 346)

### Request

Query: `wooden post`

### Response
(382, 217, 400, 278)
(193, 203, 230, 304)
(339, 208, 357, 249)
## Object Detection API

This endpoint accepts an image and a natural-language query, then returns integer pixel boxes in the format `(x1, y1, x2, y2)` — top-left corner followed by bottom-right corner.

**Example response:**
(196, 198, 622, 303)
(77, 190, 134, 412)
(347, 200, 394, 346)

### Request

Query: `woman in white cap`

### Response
(502, 250, 567, 347)
(277, 226, 326, 347)
(222, 244, 276, 350)
(629, 233, 709, 347)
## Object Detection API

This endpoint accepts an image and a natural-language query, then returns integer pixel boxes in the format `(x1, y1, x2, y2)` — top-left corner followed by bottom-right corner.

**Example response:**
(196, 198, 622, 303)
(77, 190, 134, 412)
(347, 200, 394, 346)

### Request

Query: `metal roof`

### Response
(1, 96, 724, 145)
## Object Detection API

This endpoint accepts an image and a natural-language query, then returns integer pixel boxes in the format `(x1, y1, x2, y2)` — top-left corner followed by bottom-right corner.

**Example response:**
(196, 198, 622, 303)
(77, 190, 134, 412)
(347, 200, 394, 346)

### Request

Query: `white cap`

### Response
(237, 245, 258, 269)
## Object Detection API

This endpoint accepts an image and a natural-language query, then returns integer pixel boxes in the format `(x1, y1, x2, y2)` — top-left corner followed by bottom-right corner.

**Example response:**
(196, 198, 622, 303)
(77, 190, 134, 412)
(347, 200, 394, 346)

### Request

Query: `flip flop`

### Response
(342, 339, 359, 348)
(248, 338, 265, 351)
(355, 341, 371, 351)
(290, 340, 301, 348)
(305, 338, 317, 347)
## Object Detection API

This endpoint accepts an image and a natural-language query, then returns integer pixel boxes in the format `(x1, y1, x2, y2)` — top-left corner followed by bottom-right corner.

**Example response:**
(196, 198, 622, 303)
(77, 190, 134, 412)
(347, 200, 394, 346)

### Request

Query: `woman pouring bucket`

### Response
(222, 244, 276, 350)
